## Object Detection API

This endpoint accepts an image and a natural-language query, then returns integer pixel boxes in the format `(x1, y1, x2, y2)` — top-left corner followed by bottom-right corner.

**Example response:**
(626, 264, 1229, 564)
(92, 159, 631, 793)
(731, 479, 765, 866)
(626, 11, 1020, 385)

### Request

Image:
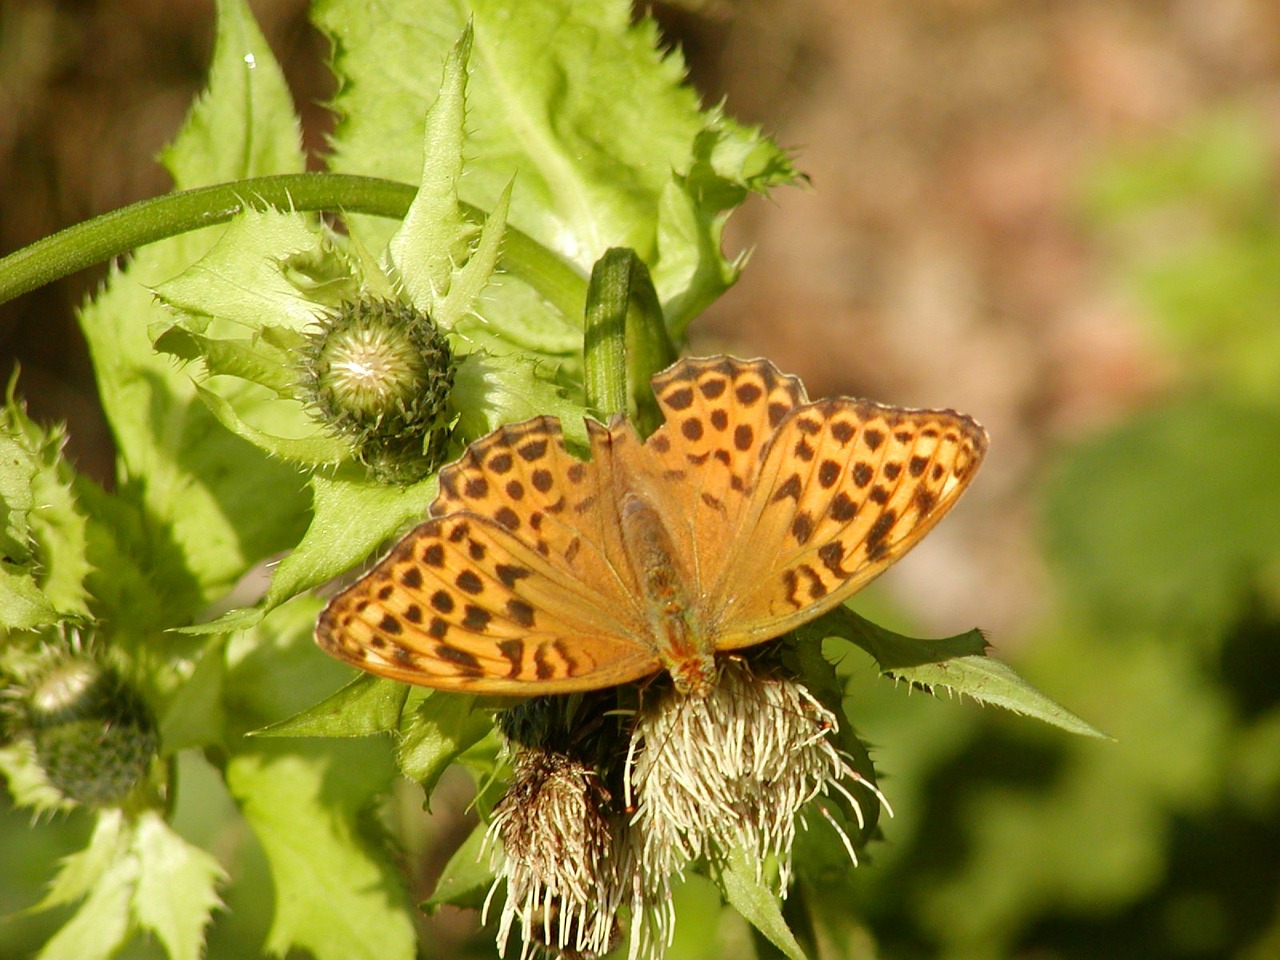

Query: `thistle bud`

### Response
(299, 298, 455, 483)
(23, 656, 158, 808)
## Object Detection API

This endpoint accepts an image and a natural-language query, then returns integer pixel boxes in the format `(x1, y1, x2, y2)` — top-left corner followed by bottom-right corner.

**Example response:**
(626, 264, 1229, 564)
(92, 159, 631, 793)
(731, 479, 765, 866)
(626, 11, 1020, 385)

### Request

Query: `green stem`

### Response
(583, 252, 632, 419)
(0, 173, 587, 321)
(582, 247, 676, 430)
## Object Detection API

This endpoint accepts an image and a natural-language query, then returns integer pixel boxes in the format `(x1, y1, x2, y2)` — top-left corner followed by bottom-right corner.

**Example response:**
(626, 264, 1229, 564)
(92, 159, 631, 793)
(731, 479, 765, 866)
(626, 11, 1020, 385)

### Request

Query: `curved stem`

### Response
(0, 173, 586, 321)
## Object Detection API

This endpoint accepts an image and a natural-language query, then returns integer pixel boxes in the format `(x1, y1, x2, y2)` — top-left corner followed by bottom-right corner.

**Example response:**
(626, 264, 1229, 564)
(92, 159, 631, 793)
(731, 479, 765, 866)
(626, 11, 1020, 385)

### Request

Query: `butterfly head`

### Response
(668, 652, 717, 697)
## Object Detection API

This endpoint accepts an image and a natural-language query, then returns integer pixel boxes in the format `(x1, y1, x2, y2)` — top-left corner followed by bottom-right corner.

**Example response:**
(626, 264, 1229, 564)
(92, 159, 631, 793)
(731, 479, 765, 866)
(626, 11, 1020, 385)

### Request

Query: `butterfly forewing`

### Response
(710, 396, 988, 645)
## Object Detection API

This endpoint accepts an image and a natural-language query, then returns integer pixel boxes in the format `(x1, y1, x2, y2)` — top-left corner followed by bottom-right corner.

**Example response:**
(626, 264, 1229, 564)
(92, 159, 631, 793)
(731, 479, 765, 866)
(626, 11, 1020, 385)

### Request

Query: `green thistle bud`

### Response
(299, 298, 456, 483)
(24, 656, 158, 807)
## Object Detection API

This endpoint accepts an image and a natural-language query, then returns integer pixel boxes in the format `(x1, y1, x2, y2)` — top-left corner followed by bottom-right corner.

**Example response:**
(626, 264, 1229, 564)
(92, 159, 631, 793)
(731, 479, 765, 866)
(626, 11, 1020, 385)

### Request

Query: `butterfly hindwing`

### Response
(641, 356, 808, 589)
(711, 395, 988, 644)
(433, 414, 646, 611)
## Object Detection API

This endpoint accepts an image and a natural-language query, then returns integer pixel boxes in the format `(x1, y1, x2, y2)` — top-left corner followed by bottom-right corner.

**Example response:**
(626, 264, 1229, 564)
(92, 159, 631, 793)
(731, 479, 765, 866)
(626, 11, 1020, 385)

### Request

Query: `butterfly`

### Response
(315, 356, 987, 697)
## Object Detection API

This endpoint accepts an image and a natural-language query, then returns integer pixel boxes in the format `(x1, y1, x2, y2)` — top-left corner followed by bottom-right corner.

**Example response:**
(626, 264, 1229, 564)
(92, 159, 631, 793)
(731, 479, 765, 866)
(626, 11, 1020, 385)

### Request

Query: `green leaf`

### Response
(807, 608, 988, 667)
(454, 267, 582, 356)
(35, 852, 134, 960)
(396, 693, 493, 799)
(76, 0, 310, 613)
(256, 674, 409, 738)
(30, 808, 128, 913)
(897, 652, 1109, 740)
(218, 599, 414, 960)
(72, 479, 204, 635)
(425, 821, 494, 911)
(14, 430, 90, 620)
(317, 0, 794, 346)
(194, 383, 353, 465)
(0, 563, 59, 631)
(0, 390, 90, 626)
(225, 741, 415, 960)
(220, 592, 373, 732)
(656, 124, 797, 333)
(719, 848, 809, 960)
(186, 469, 436, 635)
(1045, 396, 1280, 639)
(154, 208, 328, 335)
(437, 180, 512, 330)
(161, 0, 305, 190)
(153, 207, 362, 466)
(388, 25, 474, 313)
(0, 740, 75, 816)
(153, 327, 296, 397)
(263, 471, 436, 610)
(0, 427, 37, 562)
(810, 609, 1108, 739)
(26, 809, 224, 960)
(131, 811, 226, 960)
(450, 352, 588, 446)
(158, 637, 228, 753)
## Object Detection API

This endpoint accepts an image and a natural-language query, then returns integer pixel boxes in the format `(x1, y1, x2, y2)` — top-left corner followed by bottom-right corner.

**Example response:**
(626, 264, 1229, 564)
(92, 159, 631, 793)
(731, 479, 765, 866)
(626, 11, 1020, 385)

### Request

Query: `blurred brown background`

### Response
(4, 0, 1277, 637)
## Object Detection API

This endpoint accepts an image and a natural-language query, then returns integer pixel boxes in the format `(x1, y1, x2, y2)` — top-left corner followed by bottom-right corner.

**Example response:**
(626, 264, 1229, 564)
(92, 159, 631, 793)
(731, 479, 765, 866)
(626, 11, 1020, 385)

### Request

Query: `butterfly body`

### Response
(616, 476, 716, 695)
(316, 356, 987, 696)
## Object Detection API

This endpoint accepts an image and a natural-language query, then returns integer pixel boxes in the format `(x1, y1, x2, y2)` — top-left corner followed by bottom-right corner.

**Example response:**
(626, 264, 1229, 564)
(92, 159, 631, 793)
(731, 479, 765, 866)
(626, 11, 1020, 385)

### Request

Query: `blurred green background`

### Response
(2, 1, 1279, 958)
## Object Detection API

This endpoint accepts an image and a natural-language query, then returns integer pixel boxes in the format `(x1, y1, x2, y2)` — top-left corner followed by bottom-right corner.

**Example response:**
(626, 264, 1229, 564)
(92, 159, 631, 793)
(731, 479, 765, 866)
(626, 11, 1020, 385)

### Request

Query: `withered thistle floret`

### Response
(486, 747, 630, 960)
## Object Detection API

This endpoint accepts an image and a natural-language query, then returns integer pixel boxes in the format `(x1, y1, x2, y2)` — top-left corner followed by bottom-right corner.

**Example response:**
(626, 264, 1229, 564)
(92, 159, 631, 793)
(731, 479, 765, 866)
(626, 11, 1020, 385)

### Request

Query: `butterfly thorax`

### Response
(617, 490, 717, 697)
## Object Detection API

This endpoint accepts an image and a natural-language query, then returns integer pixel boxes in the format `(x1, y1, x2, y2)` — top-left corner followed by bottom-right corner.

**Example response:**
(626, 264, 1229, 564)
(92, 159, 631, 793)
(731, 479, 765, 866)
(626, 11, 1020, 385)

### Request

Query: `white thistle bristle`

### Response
(628, 659, 884, 894)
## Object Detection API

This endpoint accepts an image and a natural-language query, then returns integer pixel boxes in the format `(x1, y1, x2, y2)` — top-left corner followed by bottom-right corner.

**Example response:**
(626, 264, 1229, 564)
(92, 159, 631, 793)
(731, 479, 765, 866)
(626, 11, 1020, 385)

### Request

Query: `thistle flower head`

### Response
(627, 658, 886, 893)
(484, 660, 885, 960)
(486, 747, 629, 960)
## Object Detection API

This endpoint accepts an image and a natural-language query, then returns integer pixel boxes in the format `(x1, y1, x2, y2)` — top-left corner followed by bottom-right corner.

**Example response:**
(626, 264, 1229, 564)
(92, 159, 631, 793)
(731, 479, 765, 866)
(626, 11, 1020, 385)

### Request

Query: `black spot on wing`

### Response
(506, 598, 536, 628)
(497, 639, 524, 678)
(462, 605, 493, 631)
(735, 382, 763, 406)
(436, 643, 482, 676)
(772, 474, 802, 503)
(665, 386, 694, 410)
